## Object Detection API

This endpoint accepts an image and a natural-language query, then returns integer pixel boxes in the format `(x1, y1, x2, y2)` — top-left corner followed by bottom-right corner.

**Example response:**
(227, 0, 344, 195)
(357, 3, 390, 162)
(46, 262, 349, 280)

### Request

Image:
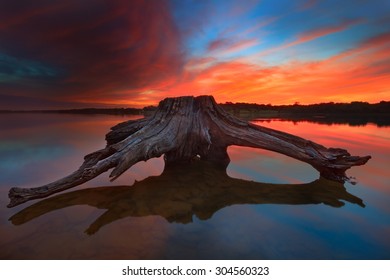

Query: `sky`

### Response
(1, 0, 390, 109)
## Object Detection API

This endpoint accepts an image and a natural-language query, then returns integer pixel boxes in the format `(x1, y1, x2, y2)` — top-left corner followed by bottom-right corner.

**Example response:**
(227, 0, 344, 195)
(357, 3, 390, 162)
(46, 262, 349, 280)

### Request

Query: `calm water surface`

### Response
(0, 114, 389, 259)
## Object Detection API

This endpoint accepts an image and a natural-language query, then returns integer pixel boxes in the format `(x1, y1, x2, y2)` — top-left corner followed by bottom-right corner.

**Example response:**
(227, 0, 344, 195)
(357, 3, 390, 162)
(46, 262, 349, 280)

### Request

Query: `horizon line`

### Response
(1, 100, 390, 112)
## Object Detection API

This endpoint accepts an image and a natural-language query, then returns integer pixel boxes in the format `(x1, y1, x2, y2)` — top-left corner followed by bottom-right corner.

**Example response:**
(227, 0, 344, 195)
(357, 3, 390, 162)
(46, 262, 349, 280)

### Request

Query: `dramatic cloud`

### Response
(0, 0, 184, 108)
(0, 0, 389, 109)
(149, 29, 390, 105)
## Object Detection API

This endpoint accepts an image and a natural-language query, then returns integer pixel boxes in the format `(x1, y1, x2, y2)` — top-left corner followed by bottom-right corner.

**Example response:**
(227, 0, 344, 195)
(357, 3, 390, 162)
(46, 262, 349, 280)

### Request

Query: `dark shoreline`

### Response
(1, 101, 389, 127)
(0, 107, 144, 115)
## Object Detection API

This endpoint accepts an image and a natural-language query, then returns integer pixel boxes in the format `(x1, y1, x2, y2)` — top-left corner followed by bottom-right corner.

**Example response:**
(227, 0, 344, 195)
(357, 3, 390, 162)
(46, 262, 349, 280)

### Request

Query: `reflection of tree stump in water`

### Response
(8, 95, 371, 207)
(10, 161, 365, 235)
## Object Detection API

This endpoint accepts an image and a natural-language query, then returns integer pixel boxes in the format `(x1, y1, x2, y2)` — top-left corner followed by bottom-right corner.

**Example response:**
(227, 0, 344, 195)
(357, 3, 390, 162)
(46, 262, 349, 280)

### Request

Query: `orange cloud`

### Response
(72, 33, 389, 109)
(134, 31, 390, 107)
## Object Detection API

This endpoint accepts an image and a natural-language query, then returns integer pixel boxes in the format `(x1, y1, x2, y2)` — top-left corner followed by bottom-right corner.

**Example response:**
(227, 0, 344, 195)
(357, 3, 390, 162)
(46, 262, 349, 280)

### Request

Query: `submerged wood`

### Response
(10, 162, 364, 235)
(8, 95, 371, 208)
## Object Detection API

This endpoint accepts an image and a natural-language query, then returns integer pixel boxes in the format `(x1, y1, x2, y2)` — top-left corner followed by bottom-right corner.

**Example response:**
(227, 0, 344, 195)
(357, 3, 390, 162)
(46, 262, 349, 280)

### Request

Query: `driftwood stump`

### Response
(8, 95, 371, 207)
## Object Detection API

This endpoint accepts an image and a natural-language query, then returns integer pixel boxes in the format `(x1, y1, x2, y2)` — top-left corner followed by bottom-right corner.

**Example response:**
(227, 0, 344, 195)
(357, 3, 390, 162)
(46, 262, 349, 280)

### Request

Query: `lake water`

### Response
(0, 113, 389, 259)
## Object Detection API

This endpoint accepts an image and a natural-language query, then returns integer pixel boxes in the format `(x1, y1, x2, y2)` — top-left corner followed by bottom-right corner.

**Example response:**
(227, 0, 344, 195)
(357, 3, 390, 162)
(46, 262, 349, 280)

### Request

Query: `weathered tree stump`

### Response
(8, 95, 371, 208)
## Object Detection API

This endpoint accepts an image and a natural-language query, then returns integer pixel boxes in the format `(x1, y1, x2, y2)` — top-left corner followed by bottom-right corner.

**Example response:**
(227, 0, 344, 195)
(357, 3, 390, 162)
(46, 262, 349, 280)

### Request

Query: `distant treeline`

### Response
(220, 100, 390, 114)
(220, 101, 390, 127)
(144, 101, 390, 126)
(0, 107, 144, 115)
(1, 101, 389, 126)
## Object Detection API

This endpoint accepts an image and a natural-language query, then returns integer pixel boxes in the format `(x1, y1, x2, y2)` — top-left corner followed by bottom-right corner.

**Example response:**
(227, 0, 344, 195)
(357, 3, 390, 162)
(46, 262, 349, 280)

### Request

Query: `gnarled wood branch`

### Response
(8, 95, 371, 207)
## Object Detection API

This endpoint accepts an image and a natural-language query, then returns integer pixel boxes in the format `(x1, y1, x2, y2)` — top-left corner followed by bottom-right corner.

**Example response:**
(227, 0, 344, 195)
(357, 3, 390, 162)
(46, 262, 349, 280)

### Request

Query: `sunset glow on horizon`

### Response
(1, 0, 390, 109)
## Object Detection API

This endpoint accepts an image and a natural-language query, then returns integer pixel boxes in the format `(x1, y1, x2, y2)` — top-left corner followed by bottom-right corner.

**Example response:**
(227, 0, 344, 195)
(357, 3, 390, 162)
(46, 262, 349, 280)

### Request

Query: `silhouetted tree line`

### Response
(220, 101, 390, 127)
(0, 107, 143, 115)
(1, 101, 389, 126)
(220, 101, 390, 115)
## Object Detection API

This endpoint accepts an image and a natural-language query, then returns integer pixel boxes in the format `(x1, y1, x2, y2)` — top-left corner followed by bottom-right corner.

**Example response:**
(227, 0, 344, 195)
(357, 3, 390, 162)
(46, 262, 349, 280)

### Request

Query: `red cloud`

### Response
(359, 31, 390, 49)
(1, 1, 388, 109)
(0, 0, 184, 107)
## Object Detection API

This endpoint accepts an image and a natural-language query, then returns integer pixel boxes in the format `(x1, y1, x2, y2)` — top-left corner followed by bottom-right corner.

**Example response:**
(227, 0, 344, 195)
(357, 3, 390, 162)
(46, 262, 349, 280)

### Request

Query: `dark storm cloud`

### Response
(0, 0, 184, 108)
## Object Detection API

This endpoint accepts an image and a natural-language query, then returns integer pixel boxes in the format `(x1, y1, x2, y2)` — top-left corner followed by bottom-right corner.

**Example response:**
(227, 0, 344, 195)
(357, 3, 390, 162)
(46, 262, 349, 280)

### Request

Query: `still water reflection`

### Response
(0, 114, 389, 259)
